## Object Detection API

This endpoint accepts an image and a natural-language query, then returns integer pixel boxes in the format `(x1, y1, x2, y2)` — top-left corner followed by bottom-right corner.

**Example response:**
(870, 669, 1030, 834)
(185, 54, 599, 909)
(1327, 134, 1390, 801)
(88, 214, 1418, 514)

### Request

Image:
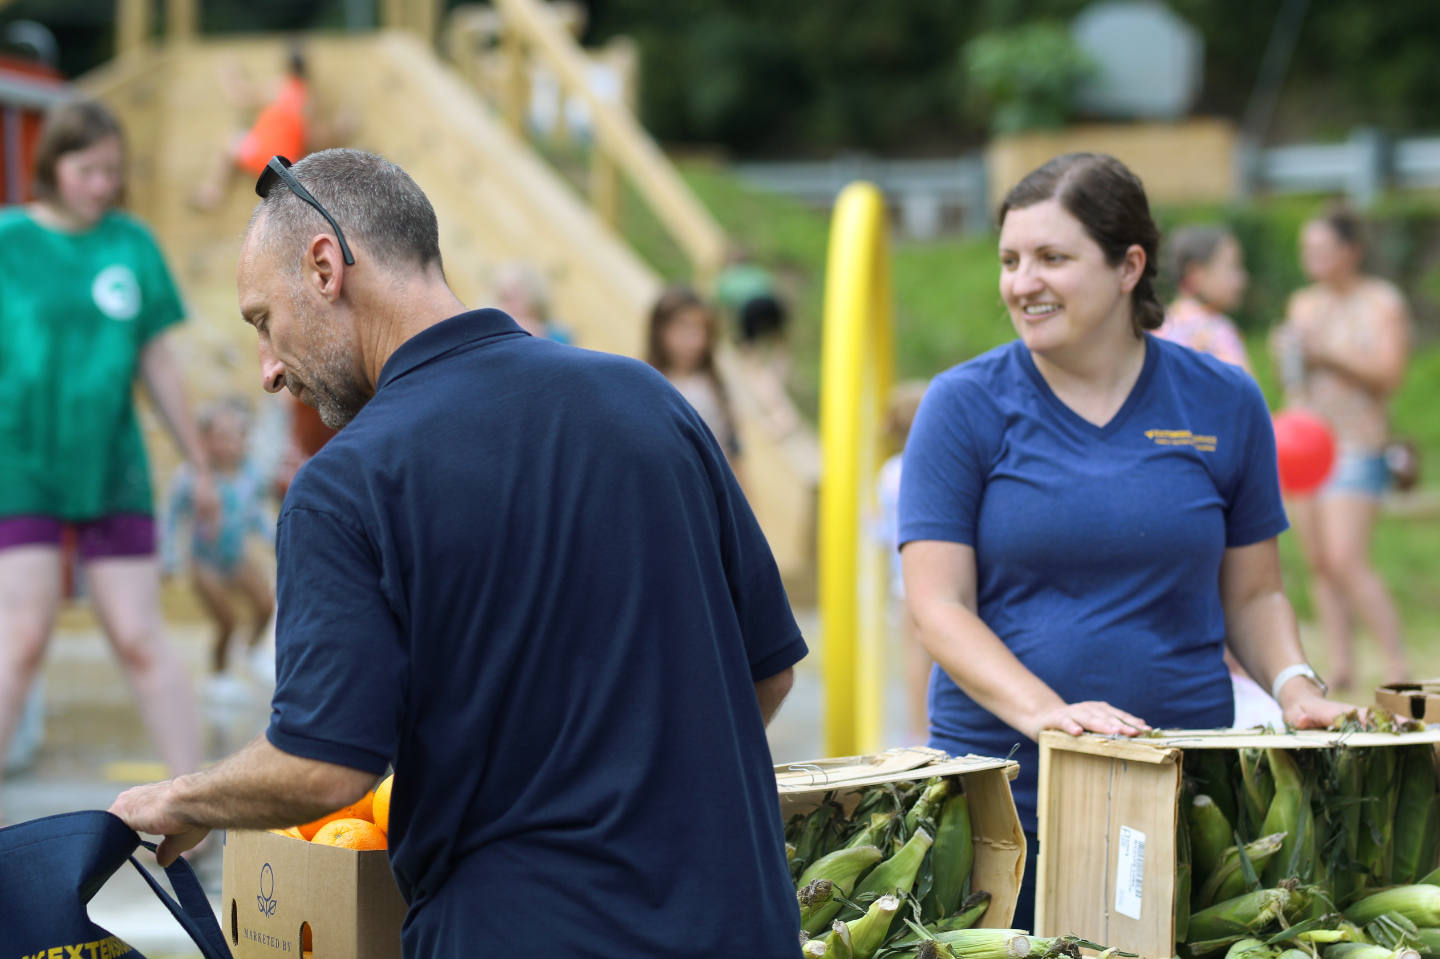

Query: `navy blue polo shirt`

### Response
(268, 310, 807, 957)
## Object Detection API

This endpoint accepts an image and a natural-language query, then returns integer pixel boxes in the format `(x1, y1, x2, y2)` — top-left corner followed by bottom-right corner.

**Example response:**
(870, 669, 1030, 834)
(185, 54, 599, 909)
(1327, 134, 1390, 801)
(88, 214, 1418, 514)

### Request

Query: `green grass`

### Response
(620, 159, 1440, 688)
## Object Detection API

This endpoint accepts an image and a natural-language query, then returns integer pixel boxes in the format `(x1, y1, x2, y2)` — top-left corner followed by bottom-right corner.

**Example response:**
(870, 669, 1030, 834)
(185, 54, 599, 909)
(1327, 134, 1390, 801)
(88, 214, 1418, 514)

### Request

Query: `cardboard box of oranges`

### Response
(221, 775, 405, 958)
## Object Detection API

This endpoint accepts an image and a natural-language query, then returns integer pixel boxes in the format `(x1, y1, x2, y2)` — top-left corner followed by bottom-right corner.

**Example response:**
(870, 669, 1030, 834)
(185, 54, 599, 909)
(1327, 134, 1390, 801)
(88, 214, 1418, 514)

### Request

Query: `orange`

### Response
(269, 825, 306, 840)
(311, 817, 387, 850)
(297, 790, 377, 840)
(372, 774, 394, 835)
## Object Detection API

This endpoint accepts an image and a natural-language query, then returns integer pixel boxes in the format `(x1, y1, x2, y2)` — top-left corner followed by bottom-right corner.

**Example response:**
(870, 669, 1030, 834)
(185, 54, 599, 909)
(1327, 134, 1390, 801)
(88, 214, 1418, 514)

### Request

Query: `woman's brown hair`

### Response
(998, 152, 1164, 335)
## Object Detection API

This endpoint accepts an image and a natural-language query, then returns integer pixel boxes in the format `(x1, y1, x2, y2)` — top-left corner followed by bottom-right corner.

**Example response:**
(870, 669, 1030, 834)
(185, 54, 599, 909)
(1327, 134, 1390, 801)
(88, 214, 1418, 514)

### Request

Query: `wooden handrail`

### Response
(487, 0, 728, 283)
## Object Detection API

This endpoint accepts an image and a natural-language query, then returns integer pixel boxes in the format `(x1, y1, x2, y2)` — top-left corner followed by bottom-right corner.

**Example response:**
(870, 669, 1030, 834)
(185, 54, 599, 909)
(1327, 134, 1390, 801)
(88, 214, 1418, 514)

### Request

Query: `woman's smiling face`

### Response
(999, 198, 1136, 358)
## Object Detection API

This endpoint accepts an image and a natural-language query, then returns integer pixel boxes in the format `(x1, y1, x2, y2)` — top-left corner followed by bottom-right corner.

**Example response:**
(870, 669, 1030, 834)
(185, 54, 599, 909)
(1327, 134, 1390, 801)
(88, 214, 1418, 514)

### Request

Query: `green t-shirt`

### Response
(0, 208, 185, 520)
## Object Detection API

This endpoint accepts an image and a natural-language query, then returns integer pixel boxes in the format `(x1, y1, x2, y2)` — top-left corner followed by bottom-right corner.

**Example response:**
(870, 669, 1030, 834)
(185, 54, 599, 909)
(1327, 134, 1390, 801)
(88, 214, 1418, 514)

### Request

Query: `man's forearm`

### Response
(169, 735, 376, 830)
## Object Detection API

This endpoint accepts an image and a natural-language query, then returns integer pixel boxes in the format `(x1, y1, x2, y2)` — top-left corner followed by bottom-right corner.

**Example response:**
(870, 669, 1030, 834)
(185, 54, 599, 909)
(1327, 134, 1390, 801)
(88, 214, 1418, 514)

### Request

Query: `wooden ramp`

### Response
(76, 30, 817, 594)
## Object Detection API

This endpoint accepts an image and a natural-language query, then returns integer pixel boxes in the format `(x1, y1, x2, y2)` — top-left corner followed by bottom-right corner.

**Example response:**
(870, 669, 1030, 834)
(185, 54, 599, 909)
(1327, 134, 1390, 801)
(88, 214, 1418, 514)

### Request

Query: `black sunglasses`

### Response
(255, 155, 356, 266)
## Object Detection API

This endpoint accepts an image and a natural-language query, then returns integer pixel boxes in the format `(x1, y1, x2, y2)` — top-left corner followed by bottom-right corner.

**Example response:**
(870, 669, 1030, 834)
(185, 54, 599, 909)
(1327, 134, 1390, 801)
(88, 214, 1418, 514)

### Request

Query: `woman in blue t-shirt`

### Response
(897, 153, 1355, 929)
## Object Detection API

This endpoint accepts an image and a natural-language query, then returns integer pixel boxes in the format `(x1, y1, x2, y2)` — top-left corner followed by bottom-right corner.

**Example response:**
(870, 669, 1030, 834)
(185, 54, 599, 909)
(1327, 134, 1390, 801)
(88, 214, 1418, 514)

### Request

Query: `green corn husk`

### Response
(1197, 833, 1288, 910)
(801, 845, 886, 891)
(848, 826, 935, 909)
(1240, 750, 1276, 837)
(1179, 799, 1194, 944)
(806, 840, 881, 927)
(904, 779, 952, 838)
(847, 894, 902, 959)
(795, 798, 844, 879)
(789, 842, 798, 864)
(799, 879, 835, 926)
(1346, 886, 1440, 928)
(1226, 937, 1279, 959)
(1189, 749, 1241, 830)
(942, 892, 993, 932)
(1324, 945, 1421, 959)
(1293, 921, 1367, 945)
(1394, 747, 1440, 884)
(918, 942, 959, 959)
(801, 845, 886, 934)
(1189, 887, 1293, 945)
(1424, 867, 1440, 888)
(1412, 928, 1440, 955)
(923, 792, 975, 921)
(1278, 950, 1312, 959)
(1358, 750, 1400, 886)
(928, 929, 1033, 959)
(1367, 911, 1423, 951)
(847, 811, 900, 851)
(803, 939, 830, 958)
(1192, 794, 1237, 882)
(1261, 750, 1311, 885)
(825, 920, 855, 959)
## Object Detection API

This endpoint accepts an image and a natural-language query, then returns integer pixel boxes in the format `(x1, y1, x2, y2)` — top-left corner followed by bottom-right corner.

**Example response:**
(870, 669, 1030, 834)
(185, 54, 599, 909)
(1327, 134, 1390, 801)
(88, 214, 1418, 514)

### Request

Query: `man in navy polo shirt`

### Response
(110, 149, 807, 956)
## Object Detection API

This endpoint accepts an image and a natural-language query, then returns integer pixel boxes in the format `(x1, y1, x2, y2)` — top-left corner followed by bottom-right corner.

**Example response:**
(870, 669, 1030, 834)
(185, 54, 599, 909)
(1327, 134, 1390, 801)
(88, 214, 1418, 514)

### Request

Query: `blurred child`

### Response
(876, 380, 931, 741)
(493, 260, 573, 345)
(646, 285, 741, 469)
(1160, 226, 1283, 727)
(1157, 225, 1252, 372)
(163, 400, 275, 702)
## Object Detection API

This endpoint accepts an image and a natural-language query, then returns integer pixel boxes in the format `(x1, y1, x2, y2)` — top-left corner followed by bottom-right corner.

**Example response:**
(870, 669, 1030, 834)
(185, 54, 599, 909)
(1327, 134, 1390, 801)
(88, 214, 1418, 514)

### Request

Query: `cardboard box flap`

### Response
(776, 748, 1017, 794)
(1055, 727, 1440, 755)
(774, 745, 947, 789)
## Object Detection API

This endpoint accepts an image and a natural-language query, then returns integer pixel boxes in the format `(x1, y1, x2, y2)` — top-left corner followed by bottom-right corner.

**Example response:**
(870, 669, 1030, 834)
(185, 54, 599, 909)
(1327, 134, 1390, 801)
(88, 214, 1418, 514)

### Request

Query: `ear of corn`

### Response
(1393, 746, 1439, 884)
(1260, 750, 1307, 885)
(1358, 750, 1400, 886)
(1324, 944, 1421, 959)
(803, 939, 830, 958)
(928, 929, 1032, 959)
(1345, 886, 1440, 928)
(1178, 799, 1194, 944)
(1192, 794, 1237, 882)
(1189, 887, 1293, 945)
(1197, 833, 1288, 910)
(1411, 927, 1440, 954)
(1225, 937, 1279, 959)
(847, 811, 900, 851)
(847, 894, 902, 959)
(849, 826, 935, 909)
(1188, 749, 1242, 831)
(800, 845, 885, 934)
(924, 792, 975, 922)
(794, 798, 844, 880)
(939, 893, 992, 933)
(1240, 750, 1276, 837)
(824, 919, 855, 959)
(904, 779, 952, 838)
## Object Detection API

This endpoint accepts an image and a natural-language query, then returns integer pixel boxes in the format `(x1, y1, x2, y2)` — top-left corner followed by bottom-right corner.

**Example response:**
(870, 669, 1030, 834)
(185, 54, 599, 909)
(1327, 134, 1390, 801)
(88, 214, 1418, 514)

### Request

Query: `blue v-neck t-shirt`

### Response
(898, 335, 1287, 828)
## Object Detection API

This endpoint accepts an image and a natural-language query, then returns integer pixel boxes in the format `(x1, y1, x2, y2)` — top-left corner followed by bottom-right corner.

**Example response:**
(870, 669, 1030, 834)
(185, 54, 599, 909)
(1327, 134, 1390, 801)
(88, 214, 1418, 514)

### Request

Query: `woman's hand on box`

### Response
(1032, 700, 1151, 739)
(1281, 688, 1360, 730)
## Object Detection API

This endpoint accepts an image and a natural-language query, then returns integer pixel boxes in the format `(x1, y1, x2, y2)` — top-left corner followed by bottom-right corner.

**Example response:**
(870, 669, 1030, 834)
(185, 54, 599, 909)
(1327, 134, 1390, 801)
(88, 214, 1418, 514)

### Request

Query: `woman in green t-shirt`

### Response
(0, 100, 218, 817)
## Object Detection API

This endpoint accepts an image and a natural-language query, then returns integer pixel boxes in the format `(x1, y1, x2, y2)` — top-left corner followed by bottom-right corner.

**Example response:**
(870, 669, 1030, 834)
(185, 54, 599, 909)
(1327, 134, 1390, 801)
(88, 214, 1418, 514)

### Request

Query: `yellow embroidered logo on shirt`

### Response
(1145, 428, 1217, 452)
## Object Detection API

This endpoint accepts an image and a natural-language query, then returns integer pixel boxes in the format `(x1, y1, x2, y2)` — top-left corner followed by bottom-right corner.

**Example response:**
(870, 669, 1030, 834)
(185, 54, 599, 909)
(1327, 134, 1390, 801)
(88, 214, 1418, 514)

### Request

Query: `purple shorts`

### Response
(0, 514, 156, 560)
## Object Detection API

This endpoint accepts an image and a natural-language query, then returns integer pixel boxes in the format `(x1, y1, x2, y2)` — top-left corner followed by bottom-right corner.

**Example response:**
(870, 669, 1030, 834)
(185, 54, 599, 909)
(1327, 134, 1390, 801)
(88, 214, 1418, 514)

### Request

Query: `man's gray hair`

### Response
(252, 149, 444, 273)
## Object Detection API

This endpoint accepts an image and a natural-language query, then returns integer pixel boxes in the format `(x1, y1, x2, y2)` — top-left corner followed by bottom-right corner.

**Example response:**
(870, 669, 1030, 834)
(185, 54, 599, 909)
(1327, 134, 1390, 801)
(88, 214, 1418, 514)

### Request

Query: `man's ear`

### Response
(306, 232, 346, 301)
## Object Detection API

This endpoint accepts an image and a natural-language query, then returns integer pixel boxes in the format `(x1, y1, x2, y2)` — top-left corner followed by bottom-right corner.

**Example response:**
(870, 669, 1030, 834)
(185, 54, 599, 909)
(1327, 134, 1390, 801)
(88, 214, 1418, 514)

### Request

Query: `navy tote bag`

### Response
(0, 810, 228, 957)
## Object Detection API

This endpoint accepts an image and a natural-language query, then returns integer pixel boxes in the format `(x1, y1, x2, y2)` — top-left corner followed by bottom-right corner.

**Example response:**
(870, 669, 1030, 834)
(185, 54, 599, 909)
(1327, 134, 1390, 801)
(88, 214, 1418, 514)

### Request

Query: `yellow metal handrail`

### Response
(818, 182, 894, 757)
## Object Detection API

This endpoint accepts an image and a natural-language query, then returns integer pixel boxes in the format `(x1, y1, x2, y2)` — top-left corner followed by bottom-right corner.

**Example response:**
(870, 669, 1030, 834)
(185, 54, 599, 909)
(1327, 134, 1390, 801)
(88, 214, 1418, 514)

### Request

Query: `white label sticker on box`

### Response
(1115, 825, 1146, 920)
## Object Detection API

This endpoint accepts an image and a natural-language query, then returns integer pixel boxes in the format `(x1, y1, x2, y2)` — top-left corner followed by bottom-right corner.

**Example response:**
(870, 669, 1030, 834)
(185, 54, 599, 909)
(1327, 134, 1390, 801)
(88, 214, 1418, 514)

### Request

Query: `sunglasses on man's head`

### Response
(254, 155, 355, 266)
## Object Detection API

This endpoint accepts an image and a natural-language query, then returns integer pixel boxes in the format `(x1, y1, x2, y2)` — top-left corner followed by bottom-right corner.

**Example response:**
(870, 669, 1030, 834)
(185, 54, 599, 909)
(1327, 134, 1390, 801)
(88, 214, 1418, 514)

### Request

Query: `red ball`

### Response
(1273, 408, 1336, 496)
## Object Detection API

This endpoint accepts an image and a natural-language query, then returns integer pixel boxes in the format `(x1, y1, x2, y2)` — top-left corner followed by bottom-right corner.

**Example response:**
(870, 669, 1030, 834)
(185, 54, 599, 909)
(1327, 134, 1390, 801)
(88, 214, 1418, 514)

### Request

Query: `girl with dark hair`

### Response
(1274, 207, 1411, 689)
(1157, 225, 1252, 372)
(897, 153, 1352, 926)
(0, 99, 212, 819)
(645, 285, 741, 469)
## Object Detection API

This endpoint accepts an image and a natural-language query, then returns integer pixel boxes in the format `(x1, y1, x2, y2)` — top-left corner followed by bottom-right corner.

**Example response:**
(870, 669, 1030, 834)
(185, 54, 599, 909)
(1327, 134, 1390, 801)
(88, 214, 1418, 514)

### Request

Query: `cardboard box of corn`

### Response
(1035, 715, 1440, 959)
(780, 747, 1119, 958)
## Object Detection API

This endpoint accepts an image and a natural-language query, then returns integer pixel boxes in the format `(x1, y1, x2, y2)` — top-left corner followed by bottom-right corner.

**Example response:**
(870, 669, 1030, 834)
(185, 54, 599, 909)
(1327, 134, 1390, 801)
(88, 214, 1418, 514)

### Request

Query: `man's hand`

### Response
(109, 779, 212, 867)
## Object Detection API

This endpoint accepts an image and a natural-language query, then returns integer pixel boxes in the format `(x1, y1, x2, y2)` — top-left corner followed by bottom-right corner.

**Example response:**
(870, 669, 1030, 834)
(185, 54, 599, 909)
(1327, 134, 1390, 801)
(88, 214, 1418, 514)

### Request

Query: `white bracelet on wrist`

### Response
(1271, 663, 1327, 703)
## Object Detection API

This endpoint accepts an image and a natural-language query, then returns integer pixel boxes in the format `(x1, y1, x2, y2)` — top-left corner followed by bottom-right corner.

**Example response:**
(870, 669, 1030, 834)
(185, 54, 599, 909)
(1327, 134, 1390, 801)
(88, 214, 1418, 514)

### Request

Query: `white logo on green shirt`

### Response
(92, 264, 141, 321)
